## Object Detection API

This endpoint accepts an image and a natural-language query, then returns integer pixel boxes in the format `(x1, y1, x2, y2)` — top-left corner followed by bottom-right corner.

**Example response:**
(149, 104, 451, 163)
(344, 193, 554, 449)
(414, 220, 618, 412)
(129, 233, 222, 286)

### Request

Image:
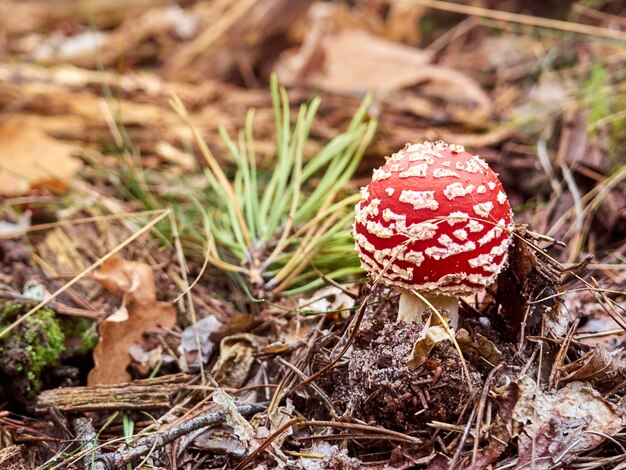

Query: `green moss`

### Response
(0, 302, 23, 324)
(22, 309, 65, 392)
(59, 316, 98, 356)
(0, 303, 65, 396)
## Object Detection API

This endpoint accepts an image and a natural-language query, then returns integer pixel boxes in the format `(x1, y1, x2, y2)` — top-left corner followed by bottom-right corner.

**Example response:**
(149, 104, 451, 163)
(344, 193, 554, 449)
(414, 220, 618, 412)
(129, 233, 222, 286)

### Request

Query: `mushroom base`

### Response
(398, 292, 459, 329)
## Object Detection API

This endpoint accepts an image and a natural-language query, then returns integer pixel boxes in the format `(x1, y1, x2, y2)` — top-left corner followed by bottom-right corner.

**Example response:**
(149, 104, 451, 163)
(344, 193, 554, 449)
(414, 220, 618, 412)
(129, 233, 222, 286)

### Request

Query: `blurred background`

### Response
(1, 0, 625, 235)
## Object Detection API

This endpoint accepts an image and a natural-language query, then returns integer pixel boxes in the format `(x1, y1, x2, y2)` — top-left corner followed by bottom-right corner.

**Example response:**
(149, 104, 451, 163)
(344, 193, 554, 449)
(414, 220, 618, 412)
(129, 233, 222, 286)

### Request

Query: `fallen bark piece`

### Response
(36, 373, 190, 413)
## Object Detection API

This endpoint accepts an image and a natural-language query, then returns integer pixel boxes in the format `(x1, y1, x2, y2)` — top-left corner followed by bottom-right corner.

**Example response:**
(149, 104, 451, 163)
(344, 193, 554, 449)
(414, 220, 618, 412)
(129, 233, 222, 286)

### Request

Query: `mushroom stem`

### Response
(398, 292, 459, 329)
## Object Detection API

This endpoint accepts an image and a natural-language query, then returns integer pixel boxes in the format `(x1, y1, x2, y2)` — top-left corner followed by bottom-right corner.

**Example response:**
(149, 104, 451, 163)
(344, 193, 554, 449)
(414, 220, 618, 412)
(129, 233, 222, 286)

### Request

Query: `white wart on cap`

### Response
(354, 141, 514, 298)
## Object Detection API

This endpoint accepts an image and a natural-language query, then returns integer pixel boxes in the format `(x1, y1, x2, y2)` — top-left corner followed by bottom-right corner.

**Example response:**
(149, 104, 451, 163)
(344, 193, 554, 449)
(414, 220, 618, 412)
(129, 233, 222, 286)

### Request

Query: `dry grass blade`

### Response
(0, 209, 171, 339)
(297, 420, 420, 444)
(410, 0, 626, 41)
(169, 94, 251, 246)
(411, 291, 474, 394)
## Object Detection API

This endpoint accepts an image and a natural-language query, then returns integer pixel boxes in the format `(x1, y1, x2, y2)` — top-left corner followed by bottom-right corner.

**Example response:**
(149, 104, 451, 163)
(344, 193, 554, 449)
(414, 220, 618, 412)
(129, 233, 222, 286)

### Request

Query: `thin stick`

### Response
(410, 0, 626, 41)
(471, 365, 503, 468)
(0, 209, 165, 239)
(97, 403, 264, 469)
(298, 420, 420, 444)
(0, 209, 171, 339)
(233, 417, 300, 470)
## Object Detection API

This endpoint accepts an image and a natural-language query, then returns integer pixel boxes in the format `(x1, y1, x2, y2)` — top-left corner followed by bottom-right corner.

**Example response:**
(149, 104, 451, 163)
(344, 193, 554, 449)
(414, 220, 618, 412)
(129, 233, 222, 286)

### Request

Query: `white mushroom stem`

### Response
(398, 292, 459, 329)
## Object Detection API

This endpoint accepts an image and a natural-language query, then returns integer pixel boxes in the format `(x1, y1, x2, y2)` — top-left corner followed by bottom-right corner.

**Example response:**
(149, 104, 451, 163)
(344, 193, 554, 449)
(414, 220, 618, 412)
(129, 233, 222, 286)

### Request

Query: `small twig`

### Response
(71, 416, 101, 470)
(471, 365, 503, 468)
(298, 420, 420, 444)
(233, 417, 300, 470)
(94, 403, 264, 469)
(297, 432, 415, 443)
(448, 405, 477, 468)
(548, 319, 579, 390)
(0, 209, 171, 339)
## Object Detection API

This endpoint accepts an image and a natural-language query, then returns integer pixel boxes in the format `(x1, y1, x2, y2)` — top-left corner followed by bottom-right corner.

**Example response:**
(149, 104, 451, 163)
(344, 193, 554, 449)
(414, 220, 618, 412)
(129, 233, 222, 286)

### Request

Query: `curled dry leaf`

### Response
(562, 346, 625, 391)
(251, 400, 296, 467)
(456, 329, 504, 366)
(213, 388, 256, 446)
(407, 325, 449, 369)
(88, 256, 176, 385)
(193, 387, 257, 457)
(513, 377, 624, 469)
(191, 424, 247, 458)
(180, 314, 223, 371)
(212, 333, 267, 388)
(0, 120, 83, 196)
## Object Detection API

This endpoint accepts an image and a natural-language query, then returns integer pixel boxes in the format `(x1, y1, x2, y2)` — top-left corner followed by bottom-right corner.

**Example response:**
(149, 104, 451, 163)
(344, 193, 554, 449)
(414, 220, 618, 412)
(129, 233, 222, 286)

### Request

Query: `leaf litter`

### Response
(89, 256, 176, 385)
(0, 1, 625, 469)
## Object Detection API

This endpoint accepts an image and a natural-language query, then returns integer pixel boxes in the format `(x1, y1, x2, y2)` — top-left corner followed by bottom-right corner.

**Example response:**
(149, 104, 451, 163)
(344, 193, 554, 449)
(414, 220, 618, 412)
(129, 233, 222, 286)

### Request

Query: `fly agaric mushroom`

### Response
(354, 141, 513, 328)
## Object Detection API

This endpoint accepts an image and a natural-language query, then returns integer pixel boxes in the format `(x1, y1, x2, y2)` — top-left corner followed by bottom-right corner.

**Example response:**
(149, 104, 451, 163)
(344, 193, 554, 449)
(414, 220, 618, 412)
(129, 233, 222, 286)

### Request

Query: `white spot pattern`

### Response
(399, 190, 438, 210)
(353, 140, 513, 295)
(473, 202, 494, 217)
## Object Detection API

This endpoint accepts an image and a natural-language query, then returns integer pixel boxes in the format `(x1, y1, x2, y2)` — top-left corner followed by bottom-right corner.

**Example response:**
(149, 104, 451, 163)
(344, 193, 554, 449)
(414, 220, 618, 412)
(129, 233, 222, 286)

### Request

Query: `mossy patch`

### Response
(0, 302, 65, 403)
(59, 316, 98, 356)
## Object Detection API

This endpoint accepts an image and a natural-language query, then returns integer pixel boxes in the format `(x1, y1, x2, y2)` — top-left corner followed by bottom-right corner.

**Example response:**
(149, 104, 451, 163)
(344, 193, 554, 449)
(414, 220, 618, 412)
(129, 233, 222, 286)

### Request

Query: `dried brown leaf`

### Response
(212, 333, 267, 388)
(407, 325, 449, 369)
(0, 120, 83, 196)
(456, 329, 504, 366)
(88, 257, 176, 385)
(277, 28, 432, 93)
(93, 256, 156, 303)
(514, 377, 624, 468)
(562, 346, 625, 391)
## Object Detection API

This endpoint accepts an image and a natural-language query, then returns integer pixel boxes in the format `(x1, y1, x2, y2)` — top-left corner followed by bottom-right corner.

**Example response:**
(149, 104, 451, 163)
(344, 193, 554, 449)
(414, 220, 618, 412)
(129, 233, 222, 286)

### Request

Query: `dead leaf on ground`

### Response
(88, 256, 176, 385)
(276, 8, 492, 124)
(277, 28, 432, 93)
(561, 346, 625, 391)
(513, 377, 624, 469)
(407, 325, 449, 369)
(212, 333, 267, 388)
(456, 329, 504, 366)
(179, 314, 223, 371)
(0, 120, 83, 196)
(213, 388, 256, 446)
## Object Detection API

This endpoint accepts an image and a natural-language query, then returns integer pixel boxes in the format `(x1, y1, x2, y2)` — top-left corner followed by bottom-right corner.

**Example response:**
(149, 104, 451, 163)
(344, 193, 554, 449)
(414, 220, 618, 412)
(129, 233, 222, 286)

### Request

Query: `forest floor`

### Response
(0, 0, 625, 469)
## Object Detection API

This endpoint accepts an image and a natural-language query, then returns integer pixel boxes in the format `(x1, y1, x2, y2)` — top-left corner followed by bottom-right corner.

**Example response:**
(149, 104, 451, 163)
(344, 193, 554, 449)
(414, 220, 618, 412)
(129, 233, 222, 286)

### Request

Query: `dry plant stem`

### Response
(93, 403, 264, 470)
(0, 208, 171, 339)
(411, 0, 626, 41)
(398, 292, 459, 328)
(71, 416, 100, 470)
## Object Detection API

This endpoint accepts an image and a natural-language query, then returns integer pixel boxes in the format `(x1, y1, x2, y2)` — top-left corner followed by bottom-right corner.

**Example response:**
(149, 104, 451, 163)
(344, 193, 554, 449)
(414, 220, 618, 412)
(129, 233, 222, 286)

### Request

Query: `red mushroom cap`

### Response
(354, 141, 513, 295)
